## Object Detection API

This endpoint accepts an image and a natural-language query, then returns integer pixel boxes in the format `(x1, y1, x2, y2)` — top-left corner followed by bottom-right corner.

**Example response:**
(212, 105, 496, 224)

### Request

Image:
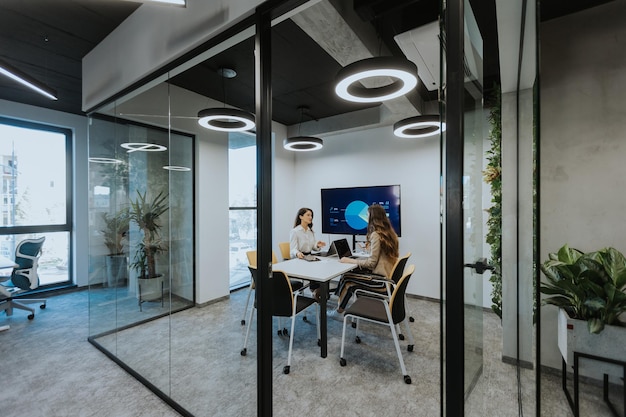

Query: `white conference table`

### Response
(273, 256, 357, 358)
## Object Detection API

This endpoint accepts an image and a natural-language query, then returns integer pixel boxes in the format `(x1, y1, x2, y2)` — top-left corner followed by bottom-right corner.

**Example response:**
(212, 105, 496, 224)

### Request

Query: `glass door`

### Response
(461, 0, 486, 406)
(442, 0, 486, 414)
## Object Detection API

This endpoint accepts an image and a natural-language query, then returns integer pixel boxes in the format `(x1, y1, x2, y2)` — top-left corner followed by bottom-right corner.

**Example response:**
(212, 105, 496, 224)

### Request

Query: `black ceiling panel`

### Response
(0, 0, 611, 118)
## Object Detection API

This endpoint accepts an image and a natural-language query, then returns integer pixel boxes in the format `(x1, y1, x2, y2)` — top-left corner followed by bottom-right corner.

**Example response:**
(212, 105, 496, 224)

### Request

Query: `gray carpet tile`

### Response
(1, 288, 618, 416)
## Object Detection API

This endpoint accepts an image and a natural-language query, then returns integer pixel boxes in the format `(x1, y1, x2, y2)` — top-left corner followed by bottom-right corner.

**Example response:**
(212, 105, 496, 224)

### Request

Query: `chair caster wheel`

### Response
(408, 345, 414, 352)
(303, 316, 308, 322)
(281, 328, 288, 336)
(283, 366, 290, 374)
(340, 358, 346, 366)
(277, 330, 282, 336)
(409, 316, 415, 322)
(241, 319, 245, 326)
(351, 322, 356, 328)
(28, 314, 34, 320)
(241, 348, 247, 356)
(317, 339, 321, 347)
(404, 375, 412, 384)
(355, 336, 361, 344)
(399, 334, 405, 340)
(40, 304, 46, 309)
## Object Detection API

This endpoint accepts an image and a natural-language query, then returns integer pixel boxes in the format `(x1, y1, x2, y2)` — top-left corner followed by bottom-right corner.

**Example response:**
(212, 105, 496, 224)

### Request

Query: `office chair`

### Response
(340, 252, 412, 338)
(241, 250, 304, 331)
(241, 269, 319, 374)
(278, 241, 291, 261)
(0, 237, 47, 320)
(278, 240, 307, 291)
(339, 264, 416, 384)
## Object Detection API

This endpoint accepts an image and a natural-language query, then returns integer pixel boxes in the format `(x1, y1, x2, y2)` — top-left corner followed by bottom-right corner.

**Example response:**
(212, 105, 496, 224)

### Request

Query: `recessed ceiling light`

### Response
(0, 58, 58, 100)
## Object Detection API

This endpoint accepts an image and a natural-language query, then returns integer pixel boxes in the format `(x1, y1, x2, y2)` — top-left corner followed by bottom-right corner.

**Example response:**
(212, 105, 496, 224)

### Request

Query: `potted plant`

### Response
(540, 244, 626, 378)
(100, 207, 129, 287)
(129, 190, 169, 302)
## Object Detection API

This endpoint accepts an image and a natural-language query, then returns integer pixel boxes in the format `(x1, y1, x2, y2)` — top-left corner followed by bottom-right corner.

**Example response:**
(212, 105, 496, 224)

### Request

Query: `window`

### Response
(0, 117, 72, 287)
(229, 132, 256, 289)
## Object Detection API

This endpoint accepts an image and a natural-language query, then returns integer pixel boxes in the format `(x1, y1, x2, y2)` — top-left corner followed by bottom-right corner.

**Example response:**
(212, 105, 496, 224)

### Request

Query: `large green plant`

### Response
(100, 207, 129, 255)
(129, 190, 169, 279)
(540, 244, 626, 334)
(484, 87, 502, 318)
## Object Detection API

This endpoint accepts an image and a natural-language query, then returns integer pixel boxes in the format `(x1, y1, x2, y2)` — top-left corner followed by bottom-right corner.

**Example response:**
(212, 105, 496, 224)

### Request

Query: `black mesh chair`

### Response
(240, 269, 319, 374)
(339, 264, 416, 384)
(0, 237, 47, 320)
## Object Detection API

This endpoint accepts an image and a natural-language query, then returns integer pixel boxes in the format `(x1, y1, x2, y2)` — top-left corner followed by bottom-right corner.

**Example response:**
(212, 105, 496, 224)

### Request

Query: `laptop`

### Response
(315, 240, 339, 257)
(330, 238, 358, 259)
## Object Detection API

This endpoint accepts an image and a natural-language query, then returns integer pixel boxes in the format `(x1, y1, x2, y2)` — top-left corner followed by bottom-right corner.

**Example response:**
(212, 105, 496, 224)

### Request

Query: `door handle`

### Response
(464, 258, 495, 275)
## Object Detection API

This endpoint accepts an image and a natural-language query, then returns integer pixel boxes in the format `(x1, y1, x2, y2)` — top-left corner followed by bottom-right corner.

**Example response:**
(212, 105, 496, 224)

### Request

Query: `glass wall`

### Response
(87, 17, 256, 414)
(229, 132, 257, 289)
(87, 111, 195, 397)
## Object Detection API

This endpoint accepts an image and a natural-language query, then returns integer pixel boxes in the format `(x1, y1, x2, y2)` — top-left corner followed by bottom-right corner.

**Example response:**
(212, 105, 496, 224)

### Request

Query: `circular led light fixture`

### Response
(120, 142, 167, 153)
(393, 115, 446, 138)
(335, 57, 418, 103)
(88, 157, 123, 164)
(163, 165, 191, 171)
(197, 108, 255, 132)
(283, 136, 323, 152)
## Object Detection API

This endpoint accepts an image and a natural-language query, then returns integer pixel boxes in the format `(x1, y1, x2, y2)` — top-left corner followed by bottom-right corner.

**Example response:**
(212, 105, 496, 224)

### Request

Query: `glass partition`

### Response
(87, 19, 256, 415)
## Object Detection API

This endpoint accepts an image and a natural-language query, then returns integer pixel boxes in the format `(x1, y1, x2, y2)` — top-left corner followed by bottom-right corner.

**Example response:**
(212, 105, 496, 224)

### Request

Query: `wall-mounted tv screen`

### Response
(320, 185, 401, 236)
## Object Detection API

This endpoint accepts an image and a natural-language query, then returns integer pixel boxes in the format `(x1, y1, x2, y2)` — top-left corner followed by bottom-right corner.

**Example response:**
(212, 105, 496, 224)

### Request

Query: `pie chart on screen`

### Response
(345, 200, 369, 230)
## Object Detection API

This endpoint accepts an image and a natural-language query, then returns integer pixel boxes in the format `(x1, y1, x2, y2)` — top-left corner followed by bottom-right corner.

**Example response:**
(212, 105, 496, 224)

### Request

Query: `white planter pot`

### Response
(138, 275, 164, 302)
(558, 308, 626, 380)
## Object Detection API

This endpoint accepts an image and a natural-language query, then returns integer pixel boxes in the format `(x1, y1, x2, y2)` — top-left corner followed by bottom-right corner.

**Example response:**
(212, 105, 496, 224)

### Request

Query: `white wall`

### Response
(278, 125, 442, 298)
(540, 0, 626, 370)
(0, 99, 89, 288)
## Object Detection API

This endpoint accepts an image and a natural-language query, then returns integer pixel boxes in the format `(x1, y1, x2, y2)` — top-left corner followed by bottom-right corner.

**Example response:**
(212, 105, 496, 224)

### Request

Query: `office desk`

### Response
(273, 257, 356, 358)
(0, 255, 17, 269)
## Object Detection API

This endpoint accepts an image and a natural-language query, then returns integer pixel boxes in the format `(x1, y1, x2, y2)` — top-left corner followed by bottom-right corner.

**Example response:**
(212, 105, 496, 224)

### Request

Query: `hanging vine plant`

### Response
(484, 86, 502, 319)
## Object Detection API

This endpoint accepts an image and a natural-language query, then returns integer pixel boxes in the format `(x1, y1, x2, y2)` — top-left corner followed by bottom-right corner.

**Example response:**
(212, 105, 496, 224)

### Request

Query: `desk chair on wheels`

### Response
(0, 237, 47, 320)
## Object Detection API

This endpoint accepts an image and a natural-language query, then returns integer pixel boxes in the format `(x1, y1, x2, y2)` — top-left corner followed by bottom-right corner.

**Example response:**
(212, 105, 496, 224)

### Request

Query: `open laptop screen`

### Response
(332, 238, 352, 258)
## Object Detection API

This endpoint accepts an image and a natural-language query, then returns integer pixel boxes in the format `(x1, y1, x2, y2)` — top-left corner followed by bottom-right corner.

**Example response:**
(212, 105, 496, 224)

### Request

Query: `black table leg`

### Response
(319, 281, 328, 358)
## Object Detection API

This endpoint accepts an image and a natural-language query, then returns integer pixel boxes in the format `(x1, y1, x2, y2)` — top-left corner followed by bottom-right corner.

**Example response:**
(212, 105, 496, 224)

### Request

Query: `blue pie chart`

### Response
(345, 200, 369, 231)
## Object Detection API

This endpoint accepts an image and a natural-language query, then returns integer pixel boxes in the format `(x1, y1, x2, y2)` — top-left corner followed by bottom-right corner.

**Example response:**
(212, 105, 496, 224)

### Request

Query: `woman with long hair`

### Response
(331, 204, 399, 317)
(289, 207, 327, 300)
(289, 207, 326, 259)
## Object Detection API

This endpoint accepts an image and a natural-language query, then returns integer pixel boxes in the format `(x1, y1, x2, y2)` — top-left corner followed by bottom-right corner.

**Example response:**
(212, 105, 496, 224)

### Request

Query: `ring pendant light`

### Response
(283, 136, 324, 151)
(197, 67, 256, 132)
(393, 115, 446, 139)
(335, 56, 418, 103)
(283, 106, 323, 152)
(197, 108, 256, 132)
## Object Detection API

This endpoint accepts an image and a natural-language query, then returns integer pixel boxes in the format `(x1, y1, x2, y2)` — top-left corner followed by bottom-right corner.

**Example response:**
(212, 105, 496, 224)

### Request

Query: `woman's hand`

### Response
(317, 241, 326, 248)
(297, 252, 304, 259)
(339, 257, 355, 264)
